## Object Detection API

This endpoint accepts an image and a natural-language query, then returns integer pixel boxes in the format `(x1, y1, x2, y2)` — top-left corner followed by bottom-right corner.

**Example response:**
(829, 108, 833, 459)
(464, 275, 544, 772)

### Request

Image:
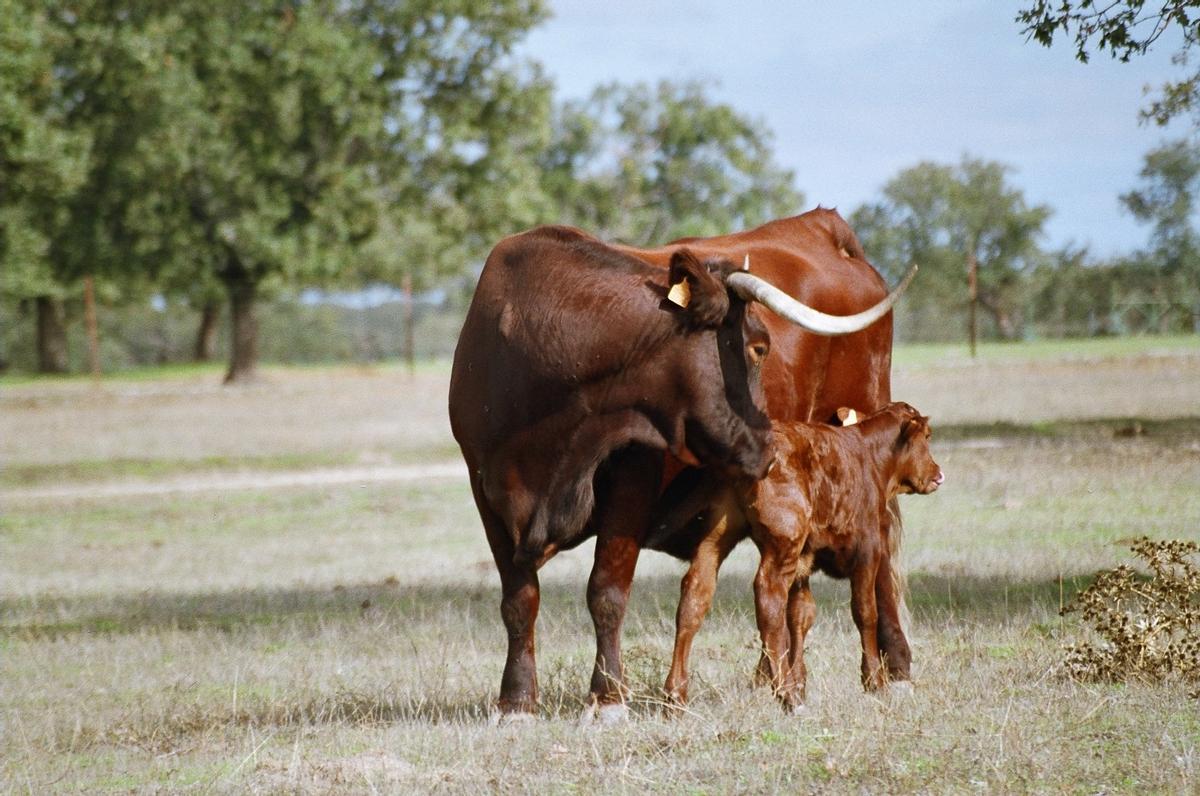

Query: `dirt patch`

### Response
(1, 462, 467, 502)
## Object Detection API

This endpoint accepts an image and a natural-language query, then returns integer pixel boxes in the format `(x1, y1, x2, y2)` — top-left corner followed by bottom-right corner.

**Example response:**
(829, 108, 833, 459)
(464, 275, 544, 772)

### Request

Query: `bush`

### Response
(1061, 537, 1200, 697)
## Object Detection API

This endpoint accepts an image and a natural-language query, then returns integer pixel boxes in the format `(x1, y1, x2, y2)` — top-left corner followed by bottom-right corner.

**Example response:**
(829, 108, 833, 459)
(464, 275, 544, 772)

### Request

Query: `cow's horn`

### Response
(725, 265, 918, 336)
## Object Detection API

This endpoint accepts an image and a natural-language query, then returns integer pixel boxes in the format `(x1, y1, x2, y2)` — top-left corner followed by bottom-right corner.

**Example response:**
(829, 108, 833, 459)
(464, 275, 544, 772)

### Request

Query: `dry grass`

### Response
(2, 341, 1200, 793)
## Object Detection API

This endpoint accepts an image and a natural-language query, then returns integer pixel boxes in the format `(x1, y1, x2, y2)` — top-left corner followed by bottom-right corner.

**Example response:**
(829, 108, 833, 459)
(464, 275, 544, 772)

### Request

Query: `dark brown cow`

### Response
(654, 402, 943, 711)
(449, 219, 912, 720)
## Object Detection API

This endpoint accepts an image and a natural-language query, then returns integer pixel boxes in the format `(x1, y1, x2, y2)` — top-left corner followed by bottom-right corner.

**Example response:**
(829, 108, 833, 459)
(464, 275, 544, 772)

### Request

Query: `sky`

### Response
(519, 0, 1192, 258)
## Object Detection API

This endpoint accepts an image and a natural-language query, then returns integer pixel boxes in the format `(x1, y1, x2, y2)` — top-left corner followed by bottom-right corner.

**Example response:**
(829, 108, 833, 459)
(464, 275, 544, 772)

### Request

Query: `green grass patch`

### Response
(893, 333, 1200, 368)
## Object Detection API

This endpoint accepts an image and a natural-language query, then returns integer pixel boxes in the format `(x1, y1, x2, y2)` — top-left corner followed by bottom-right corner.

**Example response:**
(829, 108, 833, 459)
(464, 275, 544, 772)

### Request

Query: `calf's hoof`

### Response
(783, 698, 808, 716)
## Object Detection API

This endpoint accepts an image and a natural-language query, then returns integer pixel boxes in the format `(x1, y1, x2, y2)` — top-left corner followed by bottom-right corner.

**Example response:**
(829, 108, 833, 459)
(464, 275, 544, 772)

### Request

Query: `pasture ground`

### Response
(2, 337, 1199, 793)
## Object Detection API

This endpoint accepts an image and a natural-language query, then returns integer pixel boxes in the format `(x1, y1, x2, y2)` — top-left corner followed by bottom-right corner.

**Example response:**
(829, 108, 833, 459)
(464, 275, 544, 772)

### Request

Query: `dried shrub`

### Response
(1061, 537, 1200, 697)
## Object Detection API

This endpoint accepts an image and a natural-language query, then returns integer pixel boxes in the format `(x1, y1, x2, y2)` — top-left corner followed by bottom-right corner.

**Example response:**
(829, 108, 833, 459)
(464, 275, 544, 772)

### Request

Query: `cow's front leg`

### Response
(851, 547, 886, 691)
(585, 449, 660, 717)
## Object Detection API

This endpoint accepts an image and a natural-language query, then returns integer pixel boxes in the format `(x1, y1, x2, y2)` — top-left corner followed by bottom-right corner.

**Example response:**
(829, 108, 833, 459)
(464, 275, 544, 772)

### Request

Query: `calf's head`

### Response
(888, 403, 944, 495)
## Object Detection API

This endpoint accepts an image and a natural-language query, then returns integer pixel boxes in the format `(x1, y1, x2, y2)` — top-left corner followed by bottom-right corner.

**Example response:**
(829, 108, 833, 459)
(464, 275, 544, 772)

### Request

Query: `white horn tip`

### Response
(743, 254, 750, 271)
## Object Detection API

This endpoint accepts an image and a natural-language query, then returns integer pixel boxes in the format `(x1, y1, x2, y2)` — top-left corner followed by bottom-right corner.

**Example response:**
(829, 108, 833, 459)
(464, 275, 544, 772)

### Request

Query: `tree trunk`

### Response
(403, 273, 415, 376)
(35, 295, 69, 374)
(83, 276, 101, 379)
(223, 276, 259, 384)
(966, 250, 979, 357)
(194, 300, 220, 362)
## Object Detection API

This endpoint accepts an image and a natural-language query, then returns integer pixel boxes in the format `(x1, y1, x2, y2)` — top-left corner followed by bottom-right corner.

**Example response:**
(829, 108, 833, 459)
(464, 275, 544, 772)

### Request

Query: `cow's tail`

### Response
(887, 495, 910, 629)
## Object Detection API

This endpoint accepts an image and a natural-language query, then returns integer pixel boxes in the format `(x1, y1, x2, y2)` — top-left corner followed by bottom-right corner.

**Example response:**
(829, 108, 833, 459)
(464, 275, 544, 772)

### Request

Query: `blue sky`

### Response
(519, 0, 1191, 258)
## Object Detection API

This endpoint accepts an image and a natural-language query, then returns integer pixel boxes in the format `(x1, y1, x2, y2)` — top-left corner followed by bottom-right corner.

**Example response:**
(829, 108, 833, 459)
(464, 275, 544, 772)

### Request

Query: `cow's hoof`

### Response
(489, 709, 536, 727)
(888, 680, 915, 697)
(579, 701, 629, 727)
(599, 703, 629, 725)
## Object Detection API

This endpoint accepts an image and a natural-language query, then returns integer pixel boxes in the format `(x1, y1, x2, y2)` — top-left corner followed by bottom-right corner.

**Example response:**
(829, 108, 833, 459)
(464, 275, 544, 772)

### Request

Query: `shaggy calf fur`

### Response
(659, 402, 943, 711)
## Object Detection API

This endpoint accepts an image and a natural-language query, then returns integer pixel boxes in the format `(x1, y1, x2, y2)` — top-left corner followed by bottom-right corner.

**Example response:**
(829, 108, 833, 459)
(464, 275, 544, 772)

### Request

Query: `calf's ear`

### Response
(898, 416, 927, 444)
(668, 249, 730, 327)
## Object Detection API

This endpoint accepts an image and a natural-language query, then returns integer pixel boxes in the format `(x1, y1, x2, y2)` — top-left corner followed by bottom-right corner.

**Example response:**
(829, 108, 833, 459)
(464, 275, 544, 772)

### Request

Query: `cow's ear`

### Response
(668, 249, 729, 327)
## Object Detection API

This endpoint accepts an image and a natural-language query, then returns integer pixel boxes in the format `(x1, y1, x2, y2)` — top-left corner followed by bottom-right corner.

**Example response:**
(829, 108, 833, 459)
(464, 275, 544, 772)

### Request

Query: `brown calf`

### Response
(659, 402, 943, 711)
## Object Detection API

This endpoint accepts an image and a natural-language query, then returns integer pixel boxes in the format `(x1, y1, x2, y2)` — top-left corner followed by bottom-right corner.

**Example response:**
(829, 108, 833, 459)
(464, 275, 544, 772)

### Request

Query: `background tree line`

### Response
(2, 1, 1198, 379)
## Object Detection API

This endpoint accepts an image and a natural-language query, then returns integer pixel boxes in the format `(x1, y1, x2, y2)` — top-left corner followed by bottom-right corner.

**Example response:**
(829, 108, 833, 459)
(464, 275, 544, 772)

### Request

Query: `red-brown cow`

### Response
(449, 219, 913, 720)
(629, 208, 916, 693)
(651, 402, 943, 712)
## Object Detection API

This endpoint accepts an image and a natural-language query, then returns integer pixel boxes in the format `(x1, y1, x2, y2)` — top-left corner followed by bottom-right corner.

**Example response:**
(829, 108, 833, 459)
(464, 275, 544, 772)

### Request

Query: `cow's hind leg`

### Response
(585, 448, 661, 720)
(473, 478, 541, 717)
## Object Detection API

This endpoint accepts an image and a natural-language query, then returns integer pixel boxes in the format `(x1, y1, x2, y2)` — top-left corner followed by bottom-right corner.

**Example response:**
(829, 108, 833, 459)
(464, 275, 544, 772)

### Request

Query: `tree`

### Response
(539, 81, 804, 245)
(1118, 137, 1200, 329)
(851, 157, 1051, 349)
(1017, 1, 1200, 124)
(349, 0, 555, 293)
(0, 2, 89, 372)
(11, 1, 551, 382)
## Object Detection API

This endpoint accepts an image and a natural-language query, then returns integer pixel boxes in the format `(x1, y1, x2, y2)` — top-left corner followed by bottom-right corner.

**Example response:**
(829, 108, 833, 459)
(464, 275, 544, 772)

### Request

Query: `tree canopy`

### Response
(851, 157, 1051, 345)
(1017, 1, 1200, 124)
(539, 81, 803, 246)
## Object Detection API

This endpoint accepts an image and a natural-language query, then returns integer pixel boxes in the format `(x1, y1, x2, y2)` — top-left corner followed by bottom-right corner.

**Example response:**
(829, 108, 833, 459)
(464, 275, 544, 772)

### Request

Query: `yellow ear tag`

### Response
(837, 407, 859, 426)
(667, 279, 691, 308)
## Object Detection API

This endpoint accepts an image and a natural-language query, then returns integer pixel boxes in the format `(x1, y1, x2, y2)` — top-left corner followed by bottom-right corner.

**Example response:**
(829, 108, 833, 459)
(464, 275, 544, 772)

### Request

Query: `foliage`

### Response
(539, 81, 803, 245)
(851, 157, 1051, 343)
(1116, 138, 1200, 330)
(0, 2, 89, 300)
(0, 0, 554, 380)
(1017, 1, 1200, 124)
(1062, 537, 1200, 697)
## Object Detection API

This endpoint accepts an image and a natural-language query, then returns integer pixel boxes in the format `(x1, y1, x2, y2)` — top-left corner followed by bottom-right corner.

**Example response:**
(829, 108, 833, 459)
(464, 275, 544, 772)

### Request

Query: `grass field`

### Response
(3, 336, 1199, 793)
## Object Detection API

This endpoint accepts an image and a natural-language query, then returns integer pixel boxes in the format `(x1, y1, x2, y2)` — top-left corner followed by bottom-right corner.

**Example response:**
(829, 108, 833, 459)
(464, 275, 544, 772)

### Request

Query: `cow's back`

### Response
(616, 208, 893, 423)
(449, 225, 671, 468)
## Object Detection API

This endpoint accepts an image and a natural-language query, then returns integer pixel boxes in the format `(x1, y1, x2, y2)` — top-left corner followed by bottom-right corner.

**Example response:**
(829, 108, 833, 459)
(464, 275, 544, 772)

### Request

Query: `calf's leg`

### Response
(879, 497, 912, 680)
(753, 541, 802, 710)
(664, 521, 741, 706)
(785, 575, 817, 704)
(875, 552, 912, 682)
(851, 547, 887, 691)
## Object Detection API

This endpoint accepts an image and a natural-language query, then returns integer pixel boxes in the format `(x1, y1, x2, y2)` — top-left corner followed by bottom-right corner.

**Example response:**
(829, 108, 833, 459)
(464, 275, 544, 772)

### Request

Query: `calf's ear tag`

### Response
(667, 279, 691, 308)
(837, 407, 859, 426)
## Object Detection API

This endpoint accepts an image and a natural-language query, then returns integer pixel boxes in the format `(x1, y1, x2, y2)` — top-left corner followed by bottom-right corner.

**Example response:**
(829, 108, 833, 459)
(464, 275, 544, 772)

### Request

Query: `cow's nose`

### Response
(933, 469, 945, 486)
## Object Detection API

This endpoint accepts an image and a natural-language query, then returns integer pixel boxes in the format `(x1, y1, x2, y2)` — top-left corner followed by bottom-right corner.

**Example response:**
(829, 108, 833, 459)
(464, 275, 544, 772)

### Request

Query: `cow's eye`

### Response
(748, 342, 769, 365)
